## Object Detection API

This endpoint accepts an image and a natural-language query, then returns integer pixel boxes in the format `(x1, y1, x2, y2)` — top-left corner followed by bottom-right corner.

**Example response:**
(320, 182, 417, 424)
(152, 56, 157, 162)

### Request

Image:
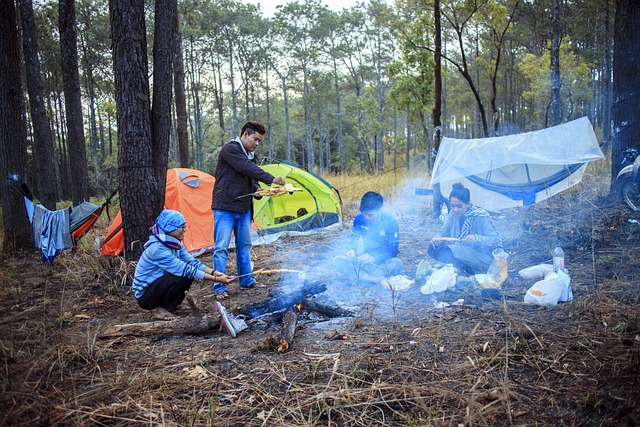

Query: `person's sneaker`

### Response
(213, 301, 248, 337)
(213, 301, 236, 337)
(230, 314, 249, 335)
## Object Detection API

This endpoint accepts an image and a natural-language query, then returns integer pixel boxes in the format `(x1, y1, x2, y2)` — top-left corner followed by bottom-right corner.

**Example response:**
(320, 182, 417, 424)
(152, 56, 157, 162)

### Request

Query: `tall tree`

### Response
(172, 0, 189, 168)
(18, 0, 58, 209)
(0, 0, 32, 254)
(433, 0, 444, 217)
(550, 0, 562, 126)
(151, 0, 175, 211)
(275, 0, 326, 170)
(611, 0, 640, 185)
(59, 0, 89, 205)
(109, 0, 156, 260)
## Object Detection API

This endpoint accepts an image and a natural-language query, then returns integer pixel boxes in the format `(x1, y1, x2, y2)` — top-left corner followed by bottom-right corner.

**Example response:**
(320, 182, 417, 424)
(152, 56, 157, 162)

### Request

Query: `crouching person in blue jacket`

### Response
(133, 210, 233, 320)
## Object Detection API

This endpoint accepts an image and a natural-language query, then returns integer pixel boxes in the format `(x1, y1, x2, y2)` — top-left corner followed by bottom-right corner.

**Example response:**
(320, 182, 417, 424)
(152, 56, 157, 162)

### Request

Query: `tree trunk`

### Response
(109, 0, 155, 260)
(0, 0, 32, 254)
(151, 0, 174, 215)
(333, 55, 344, 174)
(265, 61, 273, 160)
(603, 0, 612, 149)
(59, 0, 89, 205)
(303, 62, 313, 169)
(18, 0, 57, 209)
(172, 4, 189, 169)
(611, 0, 640, 186)
(550, 0, 562, 126)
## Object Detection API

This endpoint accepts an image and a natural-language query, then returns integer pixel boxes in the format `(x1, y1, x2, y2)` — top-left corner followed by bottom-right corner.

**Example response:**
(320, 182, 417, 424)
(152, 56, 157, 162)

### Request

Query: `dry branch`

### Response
(99, 314, 221, 338)
(277, 309, 298, 352)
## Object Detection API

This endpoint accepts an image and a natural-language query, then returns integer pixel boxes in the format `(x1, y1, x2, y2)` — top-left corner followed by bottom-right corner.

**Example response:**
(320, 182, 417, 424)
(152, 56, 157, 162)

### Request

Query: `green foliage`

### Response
(519, 38, 593, 123)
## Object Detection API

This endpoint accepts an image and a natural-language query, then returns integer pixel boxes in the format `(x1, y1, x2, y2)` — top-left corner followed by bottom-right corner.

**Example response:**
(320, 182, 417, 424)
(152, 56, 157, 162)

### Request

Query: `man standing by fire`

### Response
(211, 121, 285, 301)
(332, 191, 403, 285)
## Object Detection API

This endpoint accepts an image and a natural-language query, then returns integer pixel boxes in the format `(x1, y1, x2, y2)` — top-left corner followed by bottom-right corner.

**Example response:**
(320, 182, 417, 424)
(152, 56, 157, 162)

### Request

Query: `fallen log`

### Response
(99, 314, 221, 338)
(277, 309, 298, 352)
(301, 297, 354, 318)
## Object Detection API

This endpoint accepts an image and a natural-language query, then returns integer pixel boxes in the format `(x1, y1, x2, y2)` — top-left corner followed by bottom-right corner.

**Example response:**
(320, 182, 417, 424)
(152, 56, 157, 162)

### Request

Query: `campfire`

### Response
(100, 274, 354, 353)
(237, 279, 354, 352)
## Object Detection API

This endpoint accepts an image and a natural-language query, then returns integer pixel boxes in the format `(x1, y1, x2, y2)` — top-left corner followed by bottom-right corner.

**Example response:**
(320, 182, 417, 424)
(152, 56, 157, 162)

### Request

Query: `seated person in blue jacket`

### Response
(428, 183, 502, 274)
(332, 191, 402, 284)
(132, 209, 233, 320)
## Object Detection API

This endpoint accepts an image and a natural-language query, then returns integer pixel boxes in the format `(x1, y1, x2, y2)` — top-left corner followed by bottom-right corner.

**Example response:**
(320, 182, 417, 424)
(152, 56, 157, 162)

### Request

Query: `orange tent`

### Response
(100, 168, 216, 256)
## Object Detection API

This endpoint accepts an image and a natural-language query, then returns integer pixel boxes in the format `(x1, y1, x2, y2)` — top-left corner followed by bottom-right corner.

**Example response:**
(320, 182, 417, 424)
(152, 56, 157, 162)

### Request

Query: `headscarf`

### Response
(151, 210, 186, 250)
(156, 210, 186, 233)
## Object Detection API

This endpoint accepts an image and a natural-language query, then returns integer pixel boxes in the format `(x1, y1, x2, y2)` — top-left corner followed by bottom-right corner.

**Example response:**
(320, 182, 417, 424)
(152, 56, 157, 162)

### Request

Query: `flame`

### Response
(295, 303, 303, 312)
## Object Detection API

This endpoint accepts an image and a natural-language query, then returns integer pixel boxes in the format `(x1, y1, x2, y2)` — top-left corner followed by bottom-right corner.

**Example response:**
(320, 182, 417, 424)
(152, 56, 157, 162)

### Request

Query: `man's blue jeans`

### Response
(213, 209, 255, 293)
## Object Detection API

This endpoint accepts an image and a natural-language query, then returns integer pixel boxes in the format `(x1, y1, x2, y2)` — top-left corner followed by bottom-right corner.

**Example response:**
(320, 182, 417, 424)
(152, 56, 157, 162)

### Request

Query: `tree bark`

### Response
(550, 0, 562, 126)
(151, 0, 174, 215)
(18, 0, 58, 209)
(59, 0, 89, 205)
(611, 0, 640, 186)
(0, 0, 32, 254)
(109, 0, 155, 260)
(172, 4, 189, 169)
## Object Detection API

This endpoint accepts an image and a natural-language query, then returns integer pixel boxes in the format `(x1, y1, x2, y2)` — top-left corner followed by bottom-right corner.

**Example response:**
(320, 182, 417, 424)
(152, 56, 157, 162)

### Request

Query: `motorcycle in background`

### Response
(616, 148, 640, 211)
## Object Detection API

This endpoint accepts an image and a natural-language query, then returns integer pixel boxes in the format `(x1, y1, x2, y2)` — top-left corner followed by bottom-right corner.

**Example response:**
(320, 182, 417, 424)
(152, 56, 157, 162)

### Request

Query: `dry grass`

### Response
(1, 163, 640, 426)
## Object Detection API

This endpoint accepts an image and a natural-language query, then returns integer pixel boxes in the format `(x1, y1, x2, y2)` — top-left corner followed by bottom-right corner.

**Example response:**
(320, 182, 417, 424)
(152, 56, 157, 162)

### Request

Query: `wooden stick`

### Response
(277, 309, 298, 352)
(99, 314, 221, 338)
(234, 269, 303, 279)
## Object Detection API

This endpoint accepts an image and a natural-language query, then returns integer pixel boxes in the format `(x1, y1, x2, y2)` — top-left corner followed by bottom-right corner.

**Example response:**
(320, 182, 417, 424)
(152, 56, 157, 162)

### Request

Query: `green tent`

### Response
(254, 162, 343, 235)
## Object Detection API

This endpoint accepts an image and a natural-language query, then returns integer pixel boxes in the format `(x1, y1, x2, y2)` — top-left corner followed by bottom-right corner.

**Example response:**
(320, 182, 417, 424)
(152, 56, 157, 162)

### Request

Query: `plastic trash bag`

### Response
(524, 273, 564, 306)
(518, 263, 554, 280)
(381, 275, 415, 291)
(421, 264, 457, 295)
(415, 259, 433, 281)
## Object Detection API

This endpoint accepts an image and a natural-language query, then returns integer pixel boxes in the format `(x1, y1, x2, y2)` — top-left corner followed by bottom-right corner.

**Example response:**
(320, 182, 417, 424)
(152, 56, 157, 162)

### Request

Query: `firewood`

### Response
(277, 309, 298, 352)
(99, 314, 221, 338)
(238, 281, 327, 319)
(301, 297, 354, 318)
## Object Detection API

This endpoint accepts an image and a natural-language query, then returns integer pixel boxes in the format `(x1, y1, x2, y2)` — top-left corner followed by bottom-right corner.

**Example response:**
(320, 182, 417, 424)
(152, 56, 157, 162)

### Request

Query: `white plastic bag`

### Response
(557, 269, 573, 302)
(523, 273, 564, 306)
(420, 264, 457, 295)
(381, 275, 415, 291)
(518, 263, 554, 280)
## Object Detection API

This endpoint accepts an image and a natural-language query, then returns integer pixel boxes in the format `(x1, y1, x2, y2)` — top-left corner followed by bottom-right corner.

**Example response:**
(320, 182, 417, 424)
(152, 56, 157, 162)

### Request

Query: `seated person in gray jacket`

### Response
(428, 183, 502, 274)
(332, 192, 402, 284)
(132, 209, 233, 320)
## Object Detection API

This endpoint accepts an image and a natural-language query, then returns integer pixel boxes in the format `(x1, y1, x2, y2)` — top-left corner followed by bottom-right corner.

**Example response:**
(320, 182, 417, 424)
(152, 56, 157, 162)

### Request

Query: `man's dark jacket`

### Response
(211, 140, 275, 214)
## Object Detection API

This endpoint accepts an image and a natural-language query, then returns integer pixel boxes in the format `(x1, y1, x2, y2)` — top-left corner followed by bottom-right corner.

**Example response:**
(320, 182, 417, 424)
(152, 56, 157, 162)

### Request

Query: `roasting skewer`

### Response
(233, 269, 304, 280)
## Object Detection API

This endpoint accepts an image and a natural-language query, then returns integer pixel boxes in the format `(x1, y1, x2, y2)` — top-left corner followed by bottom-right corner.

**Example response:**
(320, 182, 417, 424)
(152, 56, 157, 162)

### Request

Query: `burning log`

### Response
(238, 280, 327, 319)
(99, 315, 220, 338)
(277, 309, 298, 352)
(301, 297, 354, 318)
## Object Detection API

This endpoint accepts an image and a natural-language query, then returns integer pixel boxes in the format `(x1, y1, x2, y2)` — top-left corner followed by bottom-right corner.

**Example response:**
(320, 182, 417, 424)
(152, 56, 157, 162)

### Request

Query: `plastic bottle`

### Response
(552, 244, 565, 273)
(94, 235, 101, 257)
(486, 248, 508, 287)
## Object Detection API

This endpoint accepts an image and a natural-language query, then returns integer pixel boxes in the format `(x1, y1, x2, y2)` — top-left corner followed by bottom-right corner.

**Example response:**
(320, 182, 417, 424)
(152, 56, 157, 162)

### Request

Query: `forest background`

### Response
(1, 0, 638, 259)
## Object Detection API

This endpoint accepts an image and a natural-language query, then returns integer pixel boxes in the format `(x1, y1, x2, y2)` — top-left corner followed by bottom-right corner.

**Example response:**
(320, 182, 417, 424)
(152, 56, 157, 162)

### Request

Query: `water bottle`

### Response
(94, 235, 101, 257)
(552, 244, 564, 273)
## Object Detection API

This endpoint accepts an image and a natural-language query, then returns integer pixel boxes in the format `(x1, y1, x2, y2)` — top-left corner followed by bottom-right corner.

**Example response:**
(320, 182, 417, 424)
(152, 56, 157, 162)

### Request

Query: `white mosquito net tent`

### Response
(431, 117, 605, 211)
